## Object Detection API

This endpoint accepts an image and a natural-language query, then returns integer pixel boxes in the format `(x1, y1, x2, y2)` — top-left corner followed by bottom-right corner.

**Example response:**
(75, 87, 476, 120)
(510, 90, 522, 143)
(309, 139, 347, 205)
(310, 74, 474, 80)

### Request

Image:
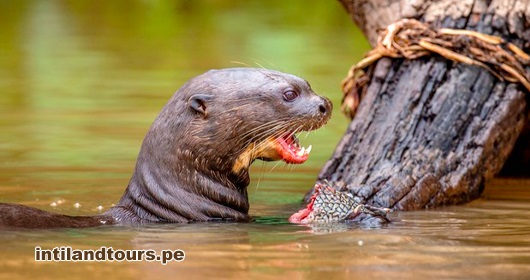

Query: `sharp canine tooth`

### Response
(296, 147, 305, 157)
(306, 145, 312, 154)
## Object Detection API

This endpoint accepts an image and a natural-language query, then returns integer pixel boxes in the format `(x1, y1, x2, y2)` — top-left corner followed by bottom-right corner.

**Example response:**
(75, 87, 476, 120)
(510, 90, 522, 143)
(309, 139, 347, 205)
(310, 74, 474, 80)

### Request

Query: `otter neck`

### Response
(109, 155, 252, 224)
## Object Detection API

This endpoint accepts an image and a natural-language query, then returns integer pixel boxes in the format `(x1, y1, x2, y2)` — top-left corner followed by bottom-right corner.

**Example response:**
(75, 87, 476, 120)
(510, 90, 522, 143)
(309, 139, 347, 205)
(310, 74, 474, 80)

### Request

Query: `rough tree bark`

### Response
(309, 0, 530, 210)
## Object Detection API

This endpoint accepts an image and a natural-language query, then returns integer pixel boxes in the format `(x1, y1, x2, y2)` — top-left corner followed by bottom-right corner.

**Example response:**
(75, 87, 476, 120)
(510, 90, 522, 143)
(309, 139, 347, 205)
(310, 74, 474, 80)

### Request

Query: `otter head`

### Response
(169, 68, 332, 179)
(119, 68, 331, 223)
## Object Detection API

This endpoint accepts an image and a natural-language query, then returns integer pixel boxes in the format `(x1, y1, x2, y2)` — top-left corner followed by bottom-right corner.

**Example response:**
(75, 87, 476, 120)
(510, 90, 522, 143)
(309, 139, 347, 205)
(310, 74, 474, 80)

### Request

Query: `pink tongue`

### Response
(276, 136, 308, 164)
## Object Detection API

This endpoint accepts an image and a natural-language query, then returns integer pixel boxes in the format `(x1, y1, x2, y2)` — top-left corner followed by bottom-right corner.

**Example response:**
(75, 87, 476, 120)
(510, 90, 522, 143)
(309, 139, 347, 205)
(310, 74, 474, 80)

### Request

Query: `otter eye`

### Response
(283, 90, 299, 102)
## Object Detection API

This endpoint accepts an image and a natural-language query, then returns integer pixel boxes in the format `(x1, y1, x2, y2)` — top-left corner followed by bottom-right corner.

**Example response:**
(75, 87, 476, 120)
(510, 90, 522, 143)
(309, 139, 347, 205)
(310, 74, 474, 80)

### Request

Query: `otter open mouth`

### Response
(232, 131, 315, 174)
(275, 132, 312, 164)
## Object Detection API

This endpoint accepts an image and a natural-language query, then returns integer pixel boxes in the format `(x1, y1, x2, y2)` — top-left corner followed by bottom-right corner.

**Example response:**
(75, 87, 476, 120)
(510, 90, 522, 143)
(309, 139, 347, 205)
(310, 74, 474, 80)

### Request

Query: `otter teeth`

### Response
(295, 145, 312, 157)
(298, 147, 305, 156)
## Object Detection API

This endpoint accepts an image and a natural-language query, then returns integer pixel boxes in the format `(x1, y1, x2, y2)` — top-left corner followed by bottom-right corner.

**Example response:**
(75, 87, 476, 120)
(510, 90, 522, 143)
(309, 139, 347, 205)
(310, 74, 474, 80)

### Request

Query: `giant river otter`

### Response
(0, 68, 332, 229)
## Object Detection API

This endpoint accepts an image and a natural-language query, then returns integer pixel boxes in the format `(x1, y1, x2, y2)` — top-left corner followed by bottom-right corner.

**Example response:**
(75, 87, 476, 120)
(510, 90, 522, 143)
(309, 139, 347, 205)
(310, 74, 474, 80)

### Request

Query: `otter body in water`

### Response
(0, 68, 331, 229)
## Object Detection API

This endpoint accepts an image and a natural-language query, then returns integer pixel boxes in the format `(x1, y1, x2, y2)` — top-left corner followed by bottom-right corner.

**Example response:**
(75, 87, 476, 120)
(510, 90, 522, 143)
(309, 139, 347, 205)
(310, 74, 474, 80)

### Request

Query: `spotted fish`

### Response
(289, 181, 392, 223)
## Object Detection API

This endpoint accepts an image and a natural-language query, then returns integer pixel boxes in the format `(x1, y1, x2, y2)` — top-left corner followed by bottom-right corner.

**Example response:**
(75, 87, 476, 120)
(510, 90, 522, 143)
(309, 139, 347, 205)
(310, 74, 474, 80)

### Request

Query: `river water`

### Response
(1, 1, 529, 279)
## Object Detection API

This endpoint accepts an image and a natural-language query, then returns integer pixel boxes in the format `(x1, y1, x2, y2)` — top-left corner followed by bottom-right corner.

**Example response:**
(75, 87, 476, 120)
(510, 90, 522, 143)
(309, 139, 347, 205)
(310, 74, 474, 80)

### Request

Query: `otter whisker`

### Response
(245, 127, 286, 153)
(254, 61, 266, 70)
(228, 121, 292, 158)
(253, 161, 267, 193)
(252, 121, 292, 139)
(268, 159, 284, 173)
(241, 123, 292, 156)
(250, 121, 292, 142)
(230, 61, 253, 68)
(238, 119, 293, 140)
(194, 117, 292, 142)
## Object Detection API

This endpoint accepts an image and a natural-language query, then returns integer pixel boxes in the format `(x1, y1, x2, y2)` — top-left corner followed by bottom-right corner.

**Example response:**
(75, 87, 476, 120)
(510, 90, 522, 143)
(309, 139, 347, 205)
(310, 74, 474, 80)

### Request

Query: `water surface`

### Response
(1, 1, 529, 279)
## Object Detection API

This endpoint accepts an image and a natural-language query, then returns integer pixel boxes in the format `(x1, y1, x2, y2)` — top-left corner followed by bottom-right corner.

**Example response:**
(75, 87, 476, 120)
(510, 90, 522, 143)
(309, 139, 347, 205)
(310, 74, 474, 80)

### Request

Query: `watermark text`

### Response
(35, 246, 185, 265)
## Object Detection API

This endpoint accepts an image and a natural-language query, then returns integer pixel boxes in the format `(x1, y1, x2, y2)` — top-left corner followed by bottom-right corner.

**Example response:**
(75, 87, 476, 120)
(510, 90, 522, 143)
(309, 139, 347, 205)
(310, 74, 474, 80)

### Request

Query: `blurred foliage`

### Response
(0, 0, 370, 206)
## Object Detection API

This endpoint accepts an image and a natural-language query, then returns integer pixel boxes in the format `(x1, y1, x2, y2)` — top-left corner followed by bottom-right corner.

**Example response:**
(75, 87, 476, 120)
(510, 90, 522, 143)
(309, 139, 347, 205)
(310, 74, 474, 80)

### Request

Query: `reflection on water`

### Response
(1, 1, 529, 279)
(2, 191, 530, 279)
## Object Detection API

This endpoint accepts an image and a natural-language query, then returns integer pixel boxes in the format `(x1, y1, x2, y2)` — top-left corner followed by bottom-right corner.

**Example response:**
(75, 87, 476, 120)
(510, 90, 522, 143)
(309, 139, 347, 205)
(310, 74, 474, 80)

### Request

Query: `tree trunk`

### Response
(500, 119, 530, 176)
(310, 0, 530, 210)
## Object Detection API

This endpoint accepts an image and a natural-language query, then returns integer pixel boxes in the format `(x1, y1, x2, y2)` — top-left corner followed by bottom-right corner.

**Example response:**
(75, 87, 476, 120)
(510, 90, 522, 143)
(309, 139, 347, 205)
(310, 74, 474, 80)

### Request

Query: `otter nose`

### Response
(318, 97, 332, 116)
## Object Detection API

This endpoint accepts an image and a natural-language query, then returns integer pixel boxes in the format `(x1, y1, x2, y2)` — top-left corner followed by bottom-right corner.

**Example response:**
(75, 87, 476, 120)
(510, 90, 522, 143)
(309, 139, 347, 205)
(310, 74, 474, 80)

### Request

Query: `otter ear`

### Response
(189, 94, 212, 117)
